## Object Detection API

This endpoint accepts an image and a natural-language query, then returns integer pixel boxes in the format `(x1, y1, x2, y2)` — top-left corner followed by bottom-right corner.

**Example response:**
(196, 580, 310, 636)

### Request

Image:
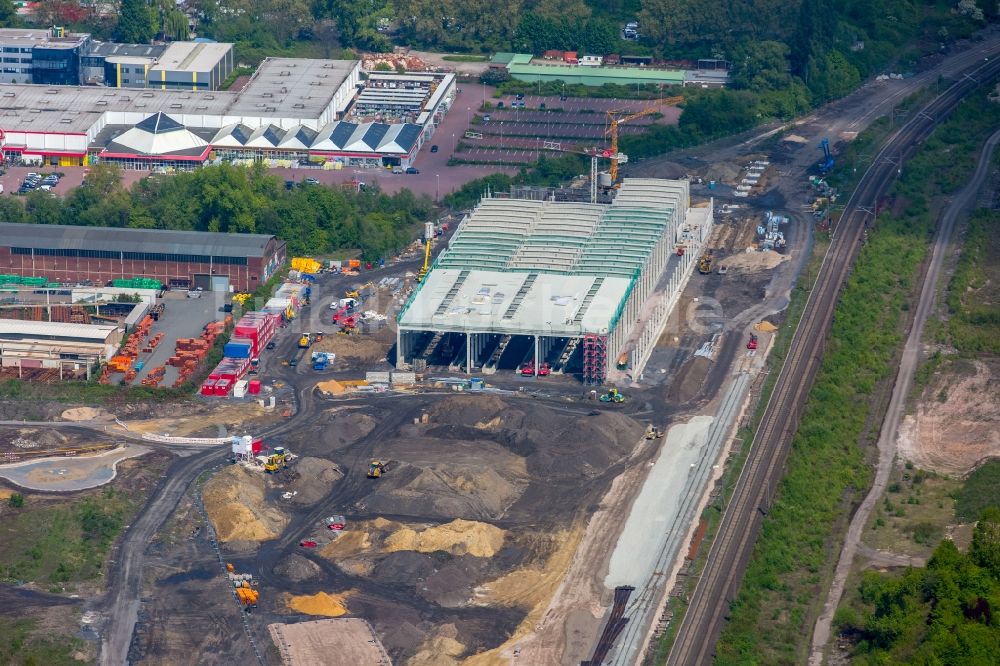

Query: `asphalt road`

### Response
(666, 43, 1000, 666)
(808, 125, 1000, 665)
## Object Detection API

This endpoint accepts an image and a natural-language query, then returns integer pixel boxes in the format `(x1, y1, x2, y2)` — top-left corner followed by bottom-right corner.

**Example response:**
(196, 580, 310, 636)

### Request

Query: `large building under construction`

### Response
(396, 178, 711, 382)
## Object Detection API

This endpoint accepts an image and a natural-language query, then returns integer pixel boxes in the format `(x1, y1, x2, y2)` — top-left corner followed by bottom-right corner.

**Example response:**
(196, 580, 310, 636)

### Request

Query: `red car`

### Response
(537, 363, 551, 376)
(300, 540, 318, 548)
(747, 334, 758, 350)
(327, 522, 345, 531)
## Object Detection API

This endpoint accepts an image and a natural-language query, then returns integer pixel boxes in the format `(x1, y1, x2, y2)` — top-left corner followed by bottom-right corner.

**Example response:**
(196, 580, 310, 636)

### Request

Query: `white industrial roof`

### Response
(149, 42, 230, 73)
(397, 269, 632, 336)
(0, 319, 119, 342)
(226, 57, 358, 118)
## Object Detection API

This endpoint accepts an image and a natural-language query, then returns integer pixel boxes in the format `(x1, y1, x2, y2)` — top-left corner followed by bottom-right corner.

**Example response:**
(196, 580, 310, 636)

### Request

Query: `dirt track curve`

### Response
(666, 49, 1000, 666)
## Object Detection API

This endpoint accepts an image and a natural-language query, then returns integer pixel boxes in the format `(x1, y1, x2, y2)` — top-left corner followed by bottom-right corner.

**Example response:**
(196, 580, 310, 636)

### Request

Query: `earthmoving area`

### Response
(133, 393, 651, 664)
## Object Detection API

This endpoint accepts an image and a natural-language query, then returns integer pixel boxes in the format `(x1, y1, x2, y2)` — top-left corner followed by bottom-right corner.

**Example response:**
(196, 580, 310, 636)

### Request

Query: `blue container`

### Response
(223, 340, 252, 359)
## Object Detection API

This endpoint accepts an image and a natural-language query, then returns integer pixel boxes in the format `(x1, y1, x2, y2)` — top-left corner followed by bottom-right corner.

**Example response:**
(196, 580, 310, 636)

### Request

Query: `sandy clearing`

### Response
(0, 445, 150, 491)
(268, 618, 387, 665)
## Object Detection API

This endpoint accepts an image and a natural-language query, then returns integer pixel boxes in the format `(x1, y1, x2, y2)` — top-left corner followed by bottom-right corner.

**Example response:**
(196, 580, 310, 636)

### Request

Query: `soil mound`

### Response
(313, 335, 386, 362)
(284, 591, 351, 617)
(203, 465, 288, 543)
(273, 554, 321, 582)
(410, 624, 464, 666)
(364, 460, 526, 520)
(60, 407, 110, 421)
(316, 379, 346, 394)
(385, 519, 505, 558)
(283, 457, 342, 505)
(720, 249, 788, 272)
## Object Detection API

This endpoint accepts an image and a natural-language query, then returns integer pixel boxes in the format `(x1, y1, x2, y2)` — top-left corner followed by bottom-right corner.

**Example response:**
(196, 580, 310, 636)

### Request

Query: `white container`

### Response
(233, 380, 249, 398)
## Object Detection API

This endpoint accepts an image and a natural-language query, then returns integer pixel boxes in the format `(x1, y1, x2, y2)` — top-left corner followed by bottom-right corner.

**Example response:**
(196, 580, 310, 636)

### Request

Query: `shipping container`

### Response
(201, 379, 217, 396)
(214, 379, 232, 396)
(248, 379, 262, 395)
(223, 338, 253, 359)
(233, 380, 248, 398)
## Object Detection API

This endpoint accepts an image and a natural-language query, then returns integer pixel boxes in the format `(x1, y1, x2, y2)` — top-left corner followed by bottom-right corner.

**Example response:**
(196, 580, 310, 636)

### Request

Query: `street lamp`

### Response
(436, 174, 440, 202)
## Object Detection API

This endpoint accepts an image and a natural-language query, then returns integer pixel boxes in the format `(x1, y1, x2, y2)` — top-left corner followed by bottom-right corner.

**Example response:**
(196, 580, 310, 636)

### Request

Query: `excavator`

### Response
(367, 459, 389, 478)
(599, 387, 626, 404)
(645, 424, 664, 439)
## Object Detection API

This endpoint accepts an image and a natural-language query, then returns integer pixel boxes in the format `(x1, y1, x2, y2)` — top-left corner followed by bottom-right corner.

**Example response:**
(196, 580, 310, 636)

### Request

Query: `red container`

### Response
(248, 379, 261, 394)
(251, 438, 263, 454)
(214, 379, 231, 396)
(200, 379, 216, 396)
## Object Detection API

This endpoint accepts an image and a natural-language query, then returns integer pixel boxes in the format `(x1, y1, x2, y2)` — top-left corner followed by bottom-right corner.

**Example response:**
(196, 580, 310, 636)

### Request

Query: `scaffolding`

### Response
(582, 333, 607, 385)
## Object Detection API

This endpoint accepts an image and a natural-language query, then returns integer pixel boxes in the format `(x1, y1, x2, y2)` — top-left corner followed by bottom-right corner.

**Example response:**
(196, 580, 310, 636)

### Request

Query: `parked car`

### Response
(391, 166, 403, 174)
(303, 177, 319, 185)
(430, 145, 439, 153)
(266, 341, 276, 350)
(405, 167, 419, 174)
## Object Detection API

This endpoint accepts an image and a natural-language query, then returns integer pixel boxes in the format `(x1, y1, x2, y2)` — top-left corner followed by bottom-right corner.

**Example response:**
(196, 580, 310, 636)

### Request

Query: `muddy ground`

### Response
(134, 393, 650, 665)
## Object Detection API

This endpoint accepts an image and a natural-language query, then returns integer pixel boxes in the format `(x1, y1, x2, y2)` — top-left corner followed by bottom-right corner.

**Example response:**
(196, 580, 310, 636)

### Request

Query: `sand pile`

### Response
(313, 335, 386, 362)
(385, 519, 505, 558)
(284, 591, 352, 617)
(409, 624, 465, 666)
(316, 379, 346, 394)
(754, 320, 779, 333)
(321, 518, 505, 561)
(720, 249, 788, 272)
(283, 457, 342, 505)
(61, 407, 110, 421)
(203, 465, 289, 543)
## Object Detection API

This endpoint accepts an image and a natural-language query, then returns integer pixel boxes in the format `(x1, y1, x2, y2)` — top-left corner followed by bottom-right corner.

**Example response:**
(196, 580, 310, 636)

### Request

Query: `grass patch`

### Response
(944, 208, 1000, 354)
(864, 467, 959, 557)
(0, 618, 86, 665)
(954, 459, 1000, 521)
(714, 86, 1000, 665)
(442, 54, 488, 62)
(0, 486, 141, 589)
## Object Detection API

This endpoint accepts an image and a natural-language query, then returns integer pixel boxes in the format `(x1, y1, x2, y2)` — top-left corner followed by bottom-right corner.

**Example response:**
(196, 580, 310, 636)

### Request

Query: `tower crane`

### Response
(605, 96, 684, 186)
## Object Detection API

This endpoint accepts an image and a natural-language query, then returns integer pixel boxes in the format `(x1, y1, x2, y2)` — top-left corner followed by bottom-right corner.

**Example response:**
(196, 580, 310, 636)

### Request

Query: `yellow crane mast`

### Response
(605, 96, 684, 185)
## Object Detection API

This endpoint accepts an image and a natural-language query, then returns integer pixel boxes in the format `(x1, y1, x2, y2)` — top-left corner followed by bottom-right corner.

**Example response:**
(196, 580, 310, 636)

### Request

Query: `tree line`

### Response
(0, 164, 433, 260)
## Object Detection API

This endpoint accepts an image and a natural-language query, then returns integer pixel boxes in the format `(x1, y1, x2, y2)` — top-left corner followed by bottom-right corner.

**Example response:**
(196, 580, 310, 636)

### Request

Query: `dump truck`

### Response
(599, 387, 625, 404)
(367, 460, 389, 478)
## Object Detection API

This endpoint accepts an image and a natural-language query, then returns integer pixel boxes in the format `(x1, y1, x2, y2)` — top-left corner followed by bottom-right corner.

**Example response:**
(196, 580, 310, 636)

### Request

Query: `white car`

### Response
(186, 288, 204, 299)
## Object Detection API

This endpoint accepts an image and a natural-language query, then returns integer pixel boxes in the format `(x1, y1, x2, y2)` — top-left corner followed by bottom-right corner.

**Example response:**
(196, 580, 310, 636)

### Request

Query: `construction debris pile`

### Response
(757, 210, 788, 252)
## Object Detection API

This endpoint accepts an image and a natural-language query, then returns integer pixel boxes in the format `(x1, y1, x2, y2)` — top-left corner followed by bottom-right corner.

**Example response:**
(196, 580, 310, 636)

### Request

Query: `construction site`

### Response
(396, 178, 712, 384)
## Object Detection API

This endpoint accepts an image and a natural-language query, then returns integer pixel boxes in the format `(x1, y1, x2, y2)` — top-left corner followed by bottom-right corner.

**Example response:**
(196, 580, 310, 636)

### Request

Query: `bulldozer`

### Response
(599, 387, 625, 404)
(367, 459, 389, 478)
(645, 424, 664, 440)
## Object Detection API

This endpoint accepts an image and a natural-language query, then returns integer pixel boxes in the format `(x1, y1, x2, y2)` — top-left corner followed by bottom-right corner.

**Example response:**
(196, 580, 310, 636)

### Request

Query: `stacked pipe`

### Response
(581, 585, 635, 666)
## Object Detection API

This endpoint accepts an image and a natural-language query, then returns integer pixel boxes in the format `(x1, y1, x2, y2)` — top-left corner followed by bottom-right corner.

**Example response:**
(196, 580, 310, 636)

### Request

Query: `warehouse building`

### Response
(396, 178, 711, 382)
(0, 319, 122, 378)
(0, 224, 286, 292)
(0, 58, 452, 169)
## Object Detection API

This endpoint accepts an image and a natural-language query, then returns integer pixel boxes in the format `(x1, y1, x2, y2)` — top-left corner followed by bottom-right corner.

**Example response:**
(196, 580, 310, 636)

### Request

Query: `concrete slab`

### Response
(605, 415, 713, 588)
(0, 444, 150, 491)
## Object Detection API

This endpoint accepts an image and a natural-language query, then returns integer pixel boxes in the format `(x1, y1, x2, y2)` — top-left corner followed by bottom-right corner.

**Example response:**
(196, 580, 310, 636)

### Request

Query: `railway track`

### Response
(667, 53, 1000, 666)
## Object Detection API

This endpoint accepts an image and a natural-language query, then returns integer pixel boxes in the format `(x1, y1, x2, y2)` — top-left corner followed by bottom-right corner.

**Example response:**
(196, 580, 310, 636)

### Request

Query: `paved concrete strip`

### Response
(808, 127, 1000, 665)
(605, 371, 751, 665)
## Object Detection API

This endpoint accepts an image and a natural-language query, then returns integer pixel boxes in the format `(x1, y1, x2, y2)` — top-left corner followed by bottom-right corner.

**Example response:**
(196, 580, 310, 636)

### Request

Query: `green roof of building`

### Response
(506, 60, 685, 86)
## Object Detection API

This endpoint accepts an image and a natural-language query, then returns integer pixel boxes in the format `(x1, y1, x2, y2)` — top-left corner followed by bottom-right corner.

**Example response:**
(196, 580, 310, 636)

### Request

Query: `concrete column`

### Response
(396, 327, 404, 369)
(466, 332, 472, 374)
(533, 335, 539, 376)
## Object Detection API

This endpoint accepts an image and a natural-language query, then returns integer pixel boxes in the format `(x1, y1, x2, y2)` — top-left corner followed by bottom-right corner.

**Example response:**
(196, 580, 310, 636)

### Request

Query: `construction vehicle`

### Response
(605, 96, 684, 187)
(747, 333, 759, 350)
(298, 333, 311, 348)
(367, 460, 389, 478)
(698, 253, 713, 274)
(418, 221, 434, 282)
(344, 288, 360, 299)
(645, 425, 664, 439)
(818, 138, 834, 173)
(264, 447, 290, 473)
(676, 246, 686, 256)
(616, 351, 629, 371)
(599, 387, 626, 404)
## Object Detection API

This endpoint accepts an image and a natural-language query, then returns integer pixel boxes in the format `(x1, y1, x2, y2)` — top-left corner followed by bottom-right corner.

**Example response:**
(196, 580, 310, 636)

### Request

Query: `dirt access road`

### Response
(808, 126, 1000, 666)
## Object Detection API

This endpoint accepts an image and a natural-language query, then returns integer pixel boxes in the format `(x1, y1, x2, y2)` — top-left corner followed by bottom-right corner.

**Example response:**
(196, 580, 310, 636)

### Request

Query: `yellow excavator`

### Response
(367, 459, 389, 478)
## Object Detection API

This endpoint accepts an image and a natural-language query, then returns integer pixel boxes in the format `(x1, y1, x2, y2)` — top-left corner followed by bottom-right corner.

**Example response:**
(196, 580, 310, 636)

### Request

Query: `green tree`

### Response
(0, 0, 17, 27)
(7, 493, 24, 508)
(970, 506, 1000, 578)
(117, 0, 154, 43)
